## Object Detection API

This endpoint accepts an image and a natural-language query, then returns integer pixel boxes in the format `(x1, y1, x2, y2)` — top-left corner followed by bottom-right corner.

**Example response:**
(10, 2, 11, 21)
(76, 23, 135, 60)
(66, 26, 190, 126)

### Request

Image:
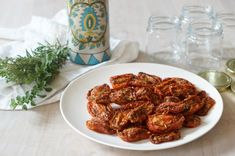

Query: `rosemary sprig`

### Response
(0, 41, 69, 110)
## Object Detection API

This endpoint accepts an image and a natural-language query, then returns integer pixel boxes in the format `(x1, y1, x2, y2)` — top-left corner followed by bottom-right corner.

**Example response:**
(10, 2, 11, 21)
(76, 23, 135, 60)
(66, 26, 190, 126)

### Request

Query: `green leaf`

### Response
(26, 50, 31, 57)
(10, 99, 17, 110)
(22, 105, 28, 110)
(44, 87, 52, 92)
(31, 101, 36, 106)
(37, 94, 47, 98)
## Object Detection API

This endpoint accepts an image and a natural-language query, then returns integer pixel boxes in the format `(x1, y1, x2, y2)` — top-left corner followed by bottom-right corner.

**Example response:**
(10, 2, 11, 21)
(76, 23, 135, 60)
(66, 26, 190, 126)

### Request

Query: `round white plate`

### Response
(60, 63, 223, 150)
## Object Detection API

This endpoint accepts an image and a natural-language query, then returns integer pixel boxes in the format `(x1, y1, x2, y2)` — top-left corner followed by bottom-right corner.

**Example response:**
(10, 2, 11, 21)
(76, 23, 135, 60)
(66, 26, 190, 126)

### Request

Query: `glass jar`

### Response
(145, 16, 182, 65)
(216, 12, 235, 59)
(179, 5, 215, 35)
(186, 20, 223, 73)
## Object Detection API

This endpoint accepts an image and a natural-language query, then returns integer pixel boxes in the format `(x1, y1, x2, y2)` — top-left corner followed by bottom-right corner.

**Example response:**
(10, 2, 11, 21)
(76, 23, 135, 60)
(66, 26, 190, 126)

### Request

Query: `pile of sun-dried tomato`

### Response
(86, 72, 215, 144)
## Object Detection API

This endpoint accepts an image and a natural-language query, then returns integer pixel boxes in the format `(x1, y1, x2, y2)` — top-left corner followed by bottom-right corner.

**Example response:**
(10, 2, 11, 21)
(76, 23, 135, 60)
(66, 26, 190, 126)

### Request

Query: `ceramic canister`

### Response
(67, 0, 110, 65)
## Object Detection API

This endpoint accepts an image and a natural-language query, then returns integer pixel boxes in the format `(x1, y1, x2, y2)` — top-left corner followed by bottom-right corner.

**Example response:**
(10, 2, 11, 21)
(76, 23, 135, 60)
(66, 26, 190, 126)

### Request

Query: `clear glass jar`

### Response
(216, 12, 235, 59)
(179, 5, 215, 35)
(145, 16, 182, 65)
(179, 5, 215, 65)
(186, 20, 223, 73)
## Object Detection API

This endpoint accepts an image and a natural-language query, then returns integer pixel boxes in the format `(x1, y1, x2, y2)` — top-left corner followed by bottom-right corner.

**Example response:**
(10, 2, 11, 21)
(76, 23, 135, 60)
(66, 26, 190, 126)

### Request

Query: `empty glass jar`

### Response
(179, 5, 215, 64)
(216, 12, 235, 59)
(145, 16, 182, 65)
(186, 20, 223, 73)
(179, 5, 215, 35)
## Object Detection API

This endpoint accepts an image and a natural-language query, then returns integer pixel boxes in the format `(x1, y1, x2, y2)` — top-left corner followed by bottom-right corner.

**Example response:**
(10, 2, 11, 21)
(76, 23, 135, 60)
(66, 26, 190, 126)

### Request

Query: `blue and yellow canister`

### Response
(67, 0, 110, 65)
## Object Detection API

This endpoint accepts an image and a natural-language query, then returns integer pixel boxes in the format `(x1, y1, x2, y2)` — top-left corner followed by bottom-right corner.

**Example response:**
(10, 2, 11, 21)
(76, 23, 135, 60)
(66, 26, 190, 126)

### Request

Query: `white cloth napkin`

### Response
(0, 10, 139, 110)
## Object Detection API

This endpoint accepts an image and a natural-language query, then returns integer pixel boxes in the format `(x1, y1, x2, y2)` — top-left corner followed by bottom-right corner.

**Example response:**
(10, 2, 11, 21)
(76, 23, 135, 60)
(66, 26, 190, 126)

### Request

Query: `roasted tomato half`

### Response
(150, 130, 181, 144)
(87, 84, 111, 104)
(118, 127, 150, 142)
(147, 114, 185, 133)
(86, 118, 115, 134)
(110, 73, 135, 89)
(87, 101, 113, 121)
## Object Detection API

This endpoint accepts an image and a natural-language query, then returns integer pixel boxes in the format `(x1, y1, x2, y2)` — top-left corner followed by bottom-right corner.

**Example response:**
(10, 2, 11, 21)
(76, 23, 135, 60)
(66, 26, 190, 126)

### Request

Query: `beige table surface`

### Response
(1, 0, 235, 156)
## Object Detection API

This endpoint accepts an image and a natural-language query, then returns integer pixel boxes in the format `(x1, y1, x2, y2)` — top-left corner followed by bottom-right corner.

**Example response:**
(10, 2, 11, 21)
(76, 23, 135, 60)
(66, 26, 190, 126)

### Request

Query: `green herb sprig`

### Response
(0, 41, 68, 110)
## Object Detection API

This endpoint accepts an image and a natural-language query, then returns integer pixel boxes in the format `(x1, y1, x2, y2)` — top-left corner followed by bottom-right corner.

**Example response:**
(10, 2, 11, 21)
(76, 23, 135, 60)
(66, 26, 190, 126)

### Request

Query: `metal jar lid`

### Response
(198, 70, 232, 91)
(226, 58, 235, 74)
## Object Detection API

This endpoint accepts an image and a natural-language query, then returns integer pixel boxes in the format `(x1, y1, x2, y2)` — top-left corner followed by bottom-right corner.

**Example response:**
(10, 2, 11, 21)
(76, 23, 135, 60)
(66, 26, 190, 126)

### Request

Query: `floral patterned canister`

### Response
(67, 0, 110, 65)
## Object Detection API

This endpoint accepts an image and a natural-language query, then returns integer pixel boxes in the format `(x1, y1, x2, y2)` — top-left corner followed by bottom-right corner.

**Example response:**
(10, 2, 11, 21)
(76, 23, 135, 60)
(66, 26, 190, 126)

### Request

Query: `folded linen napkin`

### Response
(0, 10, 139, 110)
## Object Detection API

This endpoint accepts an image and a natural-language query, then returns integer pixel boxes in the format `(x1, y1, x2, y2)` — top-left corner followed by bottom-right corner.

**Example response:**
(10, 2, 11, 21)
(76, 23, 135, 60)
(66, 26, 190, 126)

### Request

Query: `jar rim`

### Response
(189, 20, 223, 37)
(180, 5, 214, 21)
(182, 5, 213, 11)
(216, 12, 235, 27)
(147, 16, 180, 31)
(216, 12, 235, 18)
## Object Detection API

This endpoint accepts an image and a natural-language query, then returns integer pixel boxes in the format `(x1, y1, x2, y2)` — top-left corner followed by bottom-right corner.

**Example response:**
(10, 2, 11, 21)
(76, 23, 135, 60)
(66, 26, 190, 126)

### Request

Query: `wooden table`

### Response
(0, 0, 235, 155)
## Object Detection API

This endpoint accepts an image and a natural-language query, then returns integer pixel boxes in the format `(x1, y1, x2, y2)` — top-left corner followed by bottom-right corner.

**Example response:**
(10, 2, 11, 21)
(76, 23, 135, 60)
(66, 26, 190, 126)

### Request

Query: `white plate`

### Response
(60, 63, 223, 150)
